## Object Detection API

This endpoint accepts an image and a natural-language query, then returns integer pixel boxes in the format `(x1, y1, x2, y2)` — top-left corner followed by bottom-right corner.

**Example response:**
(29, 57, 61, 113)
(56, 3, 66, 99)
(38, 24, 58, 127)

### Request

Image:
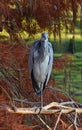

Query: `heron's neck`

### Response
(39, 41, 48, 60)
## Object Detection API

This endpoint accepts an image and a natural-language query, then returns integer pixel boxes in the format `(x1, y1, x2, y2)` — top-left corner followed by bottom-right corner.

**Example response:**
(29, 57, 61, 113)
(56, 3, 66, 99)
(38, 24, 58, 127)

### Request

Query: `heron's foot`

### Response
(34, 106, 38, 112)
(11, 106, 17, 112)
(34, 106, 43, 114)
(39, 106, 42, 111)
(38, 106, 43, 114)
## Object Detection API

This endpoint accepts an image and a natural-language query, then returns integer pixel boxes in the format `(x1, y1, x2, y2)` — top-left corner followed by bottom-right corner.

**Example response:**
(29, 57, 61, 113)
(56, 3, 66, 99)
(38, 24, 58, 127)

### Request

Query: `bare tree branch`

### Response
(1, 102, 82, 115)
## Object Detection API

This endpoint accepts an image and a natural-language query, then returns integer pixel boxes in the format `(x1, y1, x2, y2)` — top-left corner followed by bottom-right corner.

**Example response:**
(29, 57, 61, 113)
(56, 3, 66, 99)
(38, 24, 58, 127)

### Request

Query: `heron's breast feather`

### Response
(33, 55, 49, 82)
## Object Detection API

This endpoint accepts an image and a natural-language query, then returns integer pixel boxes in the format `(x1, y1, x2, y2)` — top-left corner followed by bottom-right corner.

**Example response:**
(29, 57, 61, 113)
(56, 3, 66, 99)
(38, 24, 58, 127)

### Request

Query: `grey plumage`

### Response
(28, 32, 53, 106)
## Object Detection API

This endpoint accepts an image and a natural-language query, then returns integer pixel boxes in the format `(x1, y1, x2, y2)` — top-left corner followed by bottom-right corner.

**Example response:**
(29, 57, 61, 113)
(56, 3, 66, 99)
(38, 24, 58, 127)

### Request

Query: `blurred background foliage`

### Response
(0, 0, 82, 43)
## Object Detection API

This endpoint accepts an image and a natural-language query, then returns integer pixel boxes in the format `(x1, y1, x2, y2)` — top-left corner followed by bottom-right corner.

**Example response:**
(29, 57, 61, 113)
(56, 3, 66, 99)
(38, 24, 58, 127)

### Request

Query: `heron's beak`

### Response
(41, 37, 48, 43)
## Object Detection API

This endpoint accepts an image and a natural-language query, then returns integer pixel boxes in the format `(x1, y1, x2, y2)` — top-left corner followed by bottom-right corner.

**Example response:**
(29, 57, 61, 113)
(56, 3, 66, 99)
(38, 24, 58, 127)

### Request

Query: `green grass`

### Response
(51, 35, 82, 53)
(53, 54, 82, 102)
(75, 96, 82, 103)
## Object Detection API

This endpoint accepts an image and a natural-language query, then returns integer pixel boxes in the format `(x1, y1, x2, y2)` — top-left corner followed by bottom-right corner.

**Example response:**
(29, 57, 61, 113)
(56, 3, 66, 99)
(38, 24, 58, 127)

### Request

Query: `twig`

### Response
(60, 101, 78, 105)
(13, 98, 40, 105)
(74, 110, 78, 130)
(54, 111, 62, 130)
(0, 85, 15, 107)
(37, 115, 52, 130)
(67, 124, 73, 130)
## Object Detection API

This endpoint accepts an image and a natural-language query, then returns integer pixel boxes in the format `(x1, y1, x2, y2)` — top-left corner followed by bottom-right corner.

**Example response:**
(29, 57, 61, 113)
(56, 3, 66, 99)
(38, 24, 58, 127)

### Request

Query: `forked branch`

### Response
(1, 101, 82, 115)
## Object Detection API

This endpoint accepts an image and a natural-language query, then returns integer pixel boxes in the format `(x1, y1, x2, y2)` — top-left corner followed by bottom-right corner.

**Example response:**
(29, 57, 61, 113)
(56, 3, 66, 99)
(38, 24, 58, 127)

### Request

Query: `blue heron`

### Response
(28, 32, 53, 108)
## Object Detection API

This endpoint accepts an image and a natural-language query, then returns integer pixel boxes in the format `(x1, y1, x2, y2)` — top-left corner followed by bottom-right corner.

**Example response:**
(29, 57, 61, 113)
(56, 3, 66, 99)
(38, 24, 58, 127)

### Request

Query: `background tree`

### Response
(0, 0, 81, 42)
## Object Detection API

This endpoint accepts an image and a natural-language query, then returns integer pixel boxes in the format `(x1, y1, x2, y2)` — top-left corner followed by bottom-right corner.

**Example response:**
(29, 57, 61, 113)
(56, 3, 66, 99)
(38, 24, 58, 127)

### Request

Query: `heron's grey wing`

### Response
(28, 40, 40, 75)
(28, 40, 42, 95)
(45, 42, 53, 85)
(28, 45, 34, 76)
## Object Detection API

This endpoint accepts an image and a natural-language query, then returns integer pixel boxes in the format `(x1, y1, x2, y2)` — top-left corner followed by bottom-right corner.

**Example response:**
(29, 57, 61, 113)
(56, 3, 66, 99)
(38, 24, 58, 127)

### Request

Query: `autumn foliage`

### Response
(0, 0, 81, 38)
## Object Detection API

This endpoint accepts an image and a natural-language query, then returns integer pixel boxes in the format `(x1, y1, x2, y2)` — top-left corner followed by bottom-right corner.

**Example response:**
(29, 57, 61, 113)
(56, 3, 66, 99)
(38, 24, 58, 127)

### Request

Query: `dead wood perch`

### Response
(3, 102, 82, 115)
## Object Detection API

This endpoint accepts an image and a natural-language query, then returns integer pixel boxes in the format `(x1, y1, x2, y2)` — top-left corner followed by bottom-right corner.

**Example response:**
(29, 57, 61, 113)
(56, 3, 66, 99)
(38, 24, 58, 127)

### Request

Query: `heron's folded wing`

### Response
(28, 40, 40, 75)
(45, 42, 53, 85)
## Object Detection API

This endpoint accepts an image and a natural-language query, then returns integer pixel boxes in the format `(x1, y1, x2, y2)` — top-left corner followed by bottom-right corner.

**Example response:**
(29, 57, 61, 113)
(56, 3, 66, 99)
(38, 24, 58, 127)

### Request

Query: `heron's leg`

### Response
(41, 89, 43, 108)
(40, 83, 43, 108)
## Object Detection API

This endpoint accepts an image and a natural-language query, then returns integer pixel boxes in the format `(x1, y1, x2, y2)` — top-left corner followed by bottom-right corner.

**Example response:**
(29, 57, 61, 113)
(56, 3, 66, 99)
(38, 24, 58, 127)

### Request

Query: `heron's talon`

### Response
(34, 107, 42, 114)
(11, 106, 16, 112)
(38, 107, 43, 114)
(34, 107, 38, 112)
(39, 107, 42, 111)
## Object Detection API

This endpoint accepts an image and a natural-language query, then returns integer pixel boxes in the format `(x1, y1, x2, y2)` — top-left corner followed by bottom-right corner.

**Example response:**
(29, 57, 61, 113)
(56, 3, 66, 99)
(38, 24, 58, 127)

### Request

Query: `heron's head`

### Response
(41, 32, 48, 43)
